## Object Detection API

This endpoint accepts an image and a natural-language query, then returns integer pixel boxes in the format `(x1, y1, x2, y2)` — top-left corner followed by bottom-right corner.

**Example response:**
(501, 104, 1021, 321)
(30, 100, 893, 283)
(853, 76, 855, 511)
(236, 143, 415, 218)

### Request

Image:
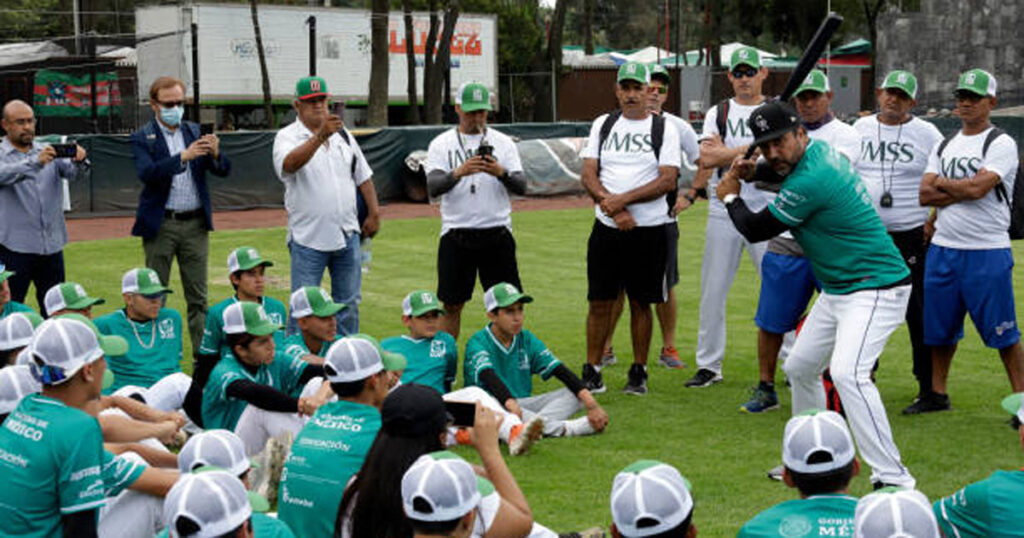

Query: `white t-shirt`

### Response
(663, 111, 700, 167)
(701, 98, 769, 216)
(853, 115, 943, 231)
(581, 113, 682, 228)
(927, 127, 1020, 250)
(273, 121, 371, 251)
(425, 127, 524, 236)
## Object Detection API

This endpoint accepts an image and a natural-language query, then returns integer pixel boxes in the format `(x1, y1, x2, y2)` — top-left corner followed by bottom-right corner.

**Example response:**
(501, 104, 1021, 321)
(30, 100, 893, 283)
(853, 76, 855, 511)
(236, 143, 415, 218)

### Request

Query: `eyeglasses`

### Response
(649, 86, 668, 95)
(157, 100, 184, 108)
(731, 66, 758, 79)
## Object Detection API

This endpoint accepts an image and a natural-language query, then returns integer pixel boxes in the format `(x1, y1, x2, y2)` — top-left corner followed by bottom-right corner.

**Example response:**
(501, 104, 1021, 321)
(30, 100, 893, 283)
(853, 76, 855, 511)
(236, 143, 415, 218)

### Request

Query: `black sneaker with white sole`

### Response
(901, 391, 951, 415)
(623, 363, 648, 395)
(685, 368, 722, 388)
(581, 363, 606, 394)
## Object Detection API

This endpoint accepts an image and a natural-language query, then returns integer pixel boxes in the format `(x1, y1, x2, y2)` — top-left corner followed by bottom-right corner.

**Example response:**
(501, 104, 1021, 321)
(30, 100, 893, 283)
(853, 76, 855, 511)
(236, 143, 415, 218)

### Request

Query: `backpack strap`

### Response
(651, 113, 665, 161)
(936, 132, 955, 159)
(983, 127, 1010, 204)
(597, 110, 622, 162)
(337, 128, 358, 177)
(715, 99, 729, 143)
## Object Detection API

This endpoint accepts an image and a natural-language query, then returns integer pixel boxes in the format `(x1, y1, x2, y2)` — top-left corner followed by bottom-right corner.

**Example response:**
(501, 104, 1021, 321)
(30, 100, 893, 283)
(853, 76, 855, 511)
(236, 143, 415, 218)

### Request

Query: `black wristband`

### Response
(683, 192, 696, 204)
(694, 187, 708, 199)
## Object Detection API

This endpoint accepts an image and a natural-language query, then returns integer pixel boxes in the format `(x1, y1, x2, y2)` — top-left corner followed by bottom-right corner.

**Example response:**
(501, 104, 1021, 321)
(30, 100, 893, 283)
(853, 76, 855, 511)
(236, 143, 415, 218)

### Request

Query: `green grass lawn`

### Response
(55, 203, 1024, 536)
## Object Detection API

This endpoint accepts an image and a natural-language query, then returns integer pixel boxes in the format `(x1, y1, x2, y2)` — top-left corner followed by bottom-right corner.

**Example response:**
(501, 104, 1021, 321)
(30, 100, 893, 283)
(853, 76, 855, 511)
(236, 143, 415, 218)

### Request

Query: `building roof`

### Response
(0, 41, 68, 68)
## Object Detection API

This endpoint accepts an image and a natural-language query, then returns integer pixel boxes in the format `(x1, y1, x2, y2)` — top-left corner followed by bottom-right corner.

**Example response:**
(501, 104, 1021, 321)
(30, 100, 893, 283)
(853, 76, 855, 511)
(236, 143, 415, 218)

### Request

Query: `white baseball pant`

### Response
(696, 211, 766, 373)
(782, 285, 915, 488)
(98, 452, 165, 538)
(112, 372, 192, 412)
(444, 386, 522, 443)
(235, 378, 323, 456)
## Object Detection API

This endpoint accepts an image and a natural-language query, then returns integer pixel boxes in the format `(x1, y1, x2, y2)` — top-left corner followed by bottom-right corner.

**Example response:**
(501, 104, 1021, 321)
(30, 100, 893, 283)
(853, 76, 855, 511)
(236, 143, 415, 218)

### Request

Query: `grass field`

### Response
(53, 203, 1024, 536)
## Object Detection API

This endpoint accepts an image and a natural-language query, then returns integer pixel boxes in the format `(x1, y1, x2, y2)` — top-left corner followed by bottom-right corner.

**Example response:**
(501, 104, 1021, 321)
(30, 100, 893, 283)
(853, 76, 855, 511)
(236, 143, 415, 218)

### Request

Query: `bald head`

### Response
(2, 99, 35, 149)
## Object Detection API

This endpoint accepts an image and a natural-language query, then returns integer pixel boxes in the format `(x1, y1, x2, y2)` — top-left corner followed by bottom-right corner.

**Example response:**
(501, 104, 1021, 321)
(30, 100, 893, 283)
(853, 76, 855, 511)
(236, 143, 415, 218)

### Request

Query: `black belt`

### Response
(164, 209, 204, 221)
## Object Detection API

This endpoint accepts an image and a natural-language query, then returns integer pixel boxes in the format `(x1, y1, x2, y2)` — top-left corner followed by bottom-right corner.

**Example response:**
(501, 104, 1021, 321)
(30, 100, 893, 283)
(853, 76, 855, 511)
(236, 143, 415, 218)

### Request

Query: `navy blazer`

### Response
(129, 119, 231, 239)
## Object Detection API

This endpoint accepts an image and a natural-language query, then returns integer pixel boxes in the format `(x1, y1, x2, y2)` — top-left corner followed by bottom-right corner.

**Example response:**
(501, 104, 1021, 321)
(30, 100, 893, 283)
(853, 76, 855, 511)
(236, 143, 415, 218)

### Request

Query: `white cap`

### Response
(28, 318, 104, 386)
(782, 410, 856, 474)
(402, 451, 481, 522)
(0, 313, 37, 352)
(854, 488, 940, 538)
(178, 430, 251, 477)
(323, 337, 383, 383)
(610, 460, 693, 537)
(0, 365, 41, 414)
(163, 471, 252, 538)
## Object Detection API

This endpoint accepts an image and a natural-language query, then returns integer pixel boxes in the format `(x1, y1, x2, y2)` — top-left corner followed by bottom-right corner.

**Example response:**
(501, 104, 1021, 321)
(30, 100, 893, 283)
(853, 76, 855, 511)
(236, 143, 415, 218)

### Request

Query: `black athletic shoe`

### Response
(901, 391, 951, 415)
(685, 368, 722, 388)
(873, 481, 901, 491)
(581, 363, 606, 394)
(623, 363, 648, 395)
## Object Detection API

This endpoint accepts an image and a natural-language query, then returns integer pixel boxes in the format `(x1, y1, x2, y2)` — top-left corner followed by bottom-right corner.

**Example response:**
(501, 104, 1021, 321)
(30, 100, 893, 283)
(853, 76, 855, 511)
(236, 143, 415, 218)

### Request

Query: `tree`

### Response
(402, 0, 421, 124)
(249, 0, 275, 128)
(862, 0, 885, 87)
(422, 0, 459, 124)
(367, 0, 390, 126)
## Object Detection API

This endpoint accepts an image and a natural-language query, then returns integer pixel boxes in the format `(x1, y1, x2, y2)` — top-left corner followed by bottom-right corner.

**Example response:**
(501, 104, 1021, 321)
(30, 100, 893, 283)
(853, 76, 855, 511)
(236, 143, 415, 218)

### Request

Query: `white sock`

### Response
(562, 416, 596, 437)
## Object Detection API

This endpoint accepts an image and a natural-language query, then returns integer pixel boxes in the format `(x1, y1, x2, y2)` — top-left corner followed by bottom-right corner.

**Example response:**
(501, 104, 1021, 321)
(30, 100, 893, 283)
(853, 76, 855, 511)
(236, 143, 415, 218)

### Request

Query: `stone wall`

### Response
(877, 0, 1022, 110)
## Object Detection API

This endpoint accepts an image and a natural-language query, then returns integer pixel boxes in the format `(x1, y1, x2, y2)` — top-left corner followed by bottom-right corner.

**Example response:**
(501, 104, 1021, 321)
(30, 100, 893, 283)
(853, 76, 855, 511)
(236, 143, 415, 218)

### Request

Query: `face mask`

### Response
(160, 105, 184, 127)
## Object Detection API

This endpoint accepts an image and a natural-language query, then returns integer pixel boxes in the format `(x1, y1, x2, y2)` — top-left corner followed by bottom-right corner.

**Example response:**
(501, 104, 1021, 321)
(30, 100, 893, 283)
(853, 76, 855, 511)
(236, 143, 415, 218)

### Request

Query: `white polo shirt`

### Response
(273, 120, 371, 251)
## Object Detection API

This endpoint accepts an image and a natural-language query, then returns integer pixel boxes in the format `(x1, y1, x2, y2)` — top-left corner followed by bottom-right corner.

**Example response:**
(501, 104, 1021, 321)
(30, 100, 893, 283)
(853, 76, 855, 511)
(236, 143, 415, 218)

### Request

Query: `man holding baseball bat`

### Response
(719, 101, 916, 489)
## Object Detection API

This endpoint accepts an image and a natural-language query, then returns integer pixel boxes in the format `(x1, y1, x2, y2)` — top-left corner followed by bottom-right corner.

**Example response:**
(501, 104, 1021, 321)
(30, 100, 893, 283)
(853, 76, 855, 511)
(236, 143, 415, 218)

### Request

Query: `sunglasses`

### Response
(140, 292, 166, 300)
(731, 66, 758, 79)
(158, 100, 184, 108)
(649, 86, 668, 95)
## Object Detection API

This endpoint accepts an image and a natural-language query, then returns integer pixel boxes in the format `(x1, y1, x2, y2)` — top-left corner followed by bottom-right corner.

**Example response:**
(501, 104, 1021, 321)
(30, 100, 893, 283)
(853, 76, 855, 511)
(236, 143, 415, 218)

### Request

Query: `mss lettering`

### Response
(601, 131, 654, 153)
(860, 140, 915, 164)
(940, 155, 982, 179)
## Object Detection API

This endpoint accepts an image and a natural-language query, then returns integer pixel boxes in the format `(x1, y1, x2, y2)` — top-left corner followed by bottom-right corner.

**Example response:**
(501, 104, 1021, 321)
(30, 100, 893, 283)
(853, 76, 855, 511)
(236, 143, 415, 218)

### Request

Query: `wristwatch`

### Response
(723, 193, 739, 205)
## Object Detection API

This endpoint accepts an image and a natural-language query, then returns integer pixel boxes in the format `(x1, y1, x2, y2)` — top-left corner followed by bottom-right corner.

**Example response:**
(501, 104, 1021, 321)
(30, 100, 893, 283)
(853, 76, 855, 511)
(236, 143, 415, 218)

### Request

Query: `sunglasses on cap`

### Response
(31, 362, 68, 385)
(731, 66, 758, 79)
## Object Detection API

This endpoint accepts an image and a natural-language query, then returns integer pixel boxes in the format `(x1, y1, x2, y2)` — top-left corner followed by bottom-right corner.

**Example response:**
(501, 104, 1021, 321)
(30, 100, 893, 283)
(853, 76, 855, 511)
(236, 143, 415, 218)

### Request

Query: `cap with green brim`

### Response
(0, 262, 13, 284)
(1001, 393, 1024, 423)
(795, 69, 830, 95)
(296, 76, 328, 101)
(57, 313, 129, 358)
(122, 268, 172, 295)
(222, 302, 282, 337)
(611, 460, 693, 537)
(402, 290, 444, 317)
(956, 68, 997, 98)
(879, 70, 918, 99)
(352, 333, 407, 372)
(44, 282, 105, 314)
(730, 46, 761, 69)
(456, 82, 492, 112)
(290, 286, 346, 319)
(483, 282, 533, 312)
(617, 61, 649, 85)
(227, 247, 273, 274)
(648, 63, 670, 85)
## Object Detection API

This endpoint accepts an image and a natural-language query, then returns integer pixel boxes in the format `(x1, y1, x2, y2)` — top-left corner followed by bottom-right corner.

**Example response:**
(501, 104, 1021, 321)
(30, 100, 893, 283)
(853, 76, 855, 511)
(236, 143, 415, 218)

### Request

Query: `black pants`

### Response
(0, 243, 65, 317)
(889, 226, 931, 394)
(437, 227, 522, 305)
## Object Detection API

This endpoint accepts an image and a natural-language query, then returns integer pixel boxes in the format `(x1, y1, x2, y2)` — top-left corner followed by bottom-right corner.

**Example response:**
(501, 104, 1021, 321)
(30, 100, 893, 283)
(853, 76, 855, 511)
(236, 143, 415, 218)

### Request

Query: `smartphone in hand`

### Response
(200, 123, 214, 136)
(50, 143, 77, 158)
(445, 401, 476, 428)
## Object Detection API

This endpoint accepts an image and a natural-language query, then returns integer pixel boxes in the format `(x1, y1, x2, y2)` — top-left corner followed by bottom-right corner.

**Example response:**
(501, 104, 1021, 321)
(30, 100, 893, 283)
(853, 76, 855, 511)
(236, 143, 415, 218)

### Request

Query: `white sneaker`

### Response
(561, 416, 596, 437)
(509, 415, 544, 456)
(252, 433, 294, 505)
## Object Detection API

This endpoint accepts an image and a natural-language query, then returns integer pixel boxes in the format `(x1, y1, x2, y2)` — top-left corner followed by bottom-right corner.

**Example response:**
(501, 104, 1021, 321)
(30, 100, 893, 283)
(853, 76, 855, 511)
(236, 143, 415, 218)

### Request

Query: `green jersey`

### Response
(0, 394, 106, 537)
(278, 400, 381, 538)
(464, 326, 561, 399)
(157, 513, 295, 538)
(382, 332, 458, 394)
(101, 450, 145, 498)
(201, 350, 310, 431)
(199, 296, 287, 356)
(1, 300, 34, 319)
(768, 139, 909, 294)
(280, 333, 338, 397)
(94, 308, 183, 394)
(934, 469, 1024, 538)
(738, 494, 857, 538)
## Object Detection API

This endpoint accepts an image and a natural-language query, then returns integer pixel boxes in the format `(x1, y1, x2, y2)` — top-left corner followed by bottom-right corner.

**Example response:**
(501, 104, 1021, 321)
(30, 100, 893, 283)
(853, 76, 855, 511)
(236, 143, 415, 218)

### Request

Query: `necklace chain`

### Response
(127, 312, 157, 349)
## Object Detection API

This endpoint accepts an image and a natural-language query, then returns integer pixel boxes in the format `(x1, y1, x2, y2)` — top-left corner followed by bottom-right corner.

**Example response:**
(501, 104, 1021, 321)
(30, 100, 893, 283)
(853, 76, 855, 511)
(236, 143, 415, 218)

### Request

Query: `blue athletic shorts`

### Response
(755, 251, 819, 334)
(923, 245, 1019, 348)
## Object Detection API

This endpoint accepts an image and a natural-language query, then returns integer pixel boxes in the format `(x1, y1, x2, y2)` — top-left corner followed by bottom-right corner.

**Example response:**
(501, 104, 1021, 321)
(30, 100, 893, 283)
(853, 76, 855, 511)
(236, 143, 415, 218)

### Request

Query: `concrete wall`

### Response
(877, 0, 1023, 110)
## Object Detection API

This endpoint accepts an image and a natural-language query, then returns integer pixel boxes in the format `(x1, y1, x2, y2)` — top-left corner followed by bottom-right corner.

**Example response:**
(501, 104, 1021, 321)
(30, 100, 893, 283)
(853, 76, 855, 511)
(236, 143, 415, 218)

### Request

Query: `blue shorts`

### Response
(923, 245, 1019, 348)
(755, 252, 819, 334)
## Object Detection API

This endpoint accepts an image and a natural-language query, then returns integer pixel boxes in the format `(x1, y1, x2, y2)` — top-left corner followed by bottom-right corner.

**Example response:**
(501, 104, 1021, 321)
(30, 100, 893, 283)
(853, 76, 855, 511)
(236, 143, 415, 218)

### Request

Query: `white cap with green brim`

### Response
(0, 311, 43, 352)
(782, 409, 856, 474)
(483, 282, 533, 312)
(795, 69, 830, 95)
(402, 290, 444, 317)
(290, 286, 346, 319)
(122, 268, 172, 295)
(402, 451, 481, 522)
(227, 246, 273, 274)
(44, 282, 104, 314)
(163, 470, 253, 538)
(880, 70, 918, 99)
(1001, 393, 1024, 423)
(0, 365, 41, 414)
(222, 302, 282, 336)
(854, 487, 939, 538)
(178, 430, 251, 478)
(28, 316, 121, 388)
(456, 82, 492, 112)
(956, 68, 997, 98)
(610, 460, 693, 537)
(0, 262, 14, 284)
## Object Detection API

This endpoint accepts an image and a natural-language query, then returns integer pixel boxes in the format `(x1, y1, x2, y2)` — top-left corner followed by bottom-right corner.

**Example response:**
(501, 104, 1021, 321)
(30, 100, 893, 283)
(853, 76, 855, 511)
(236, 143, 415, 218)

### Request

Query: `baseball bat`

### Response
(743, 12, 843, 158)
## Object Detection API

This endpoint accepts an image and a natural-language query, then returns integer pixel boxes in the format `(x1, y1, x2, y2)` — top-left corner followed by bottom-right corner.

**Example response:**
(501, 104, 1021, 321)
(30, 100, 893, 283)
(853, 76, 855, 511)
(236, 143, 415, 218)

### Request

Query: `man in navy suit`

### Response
(130, 76, 230, 355)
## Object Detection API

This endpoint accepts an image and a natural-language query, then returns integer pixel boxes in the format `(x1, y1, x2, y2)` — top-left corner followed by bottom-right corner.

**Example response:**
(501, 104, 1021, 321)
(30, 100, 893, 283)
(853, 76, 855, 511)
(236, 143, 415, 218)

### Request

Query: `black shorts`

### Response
(665, 220, 679, 288)
(587, 219, 669, 305)
(437, 226, 522, 305)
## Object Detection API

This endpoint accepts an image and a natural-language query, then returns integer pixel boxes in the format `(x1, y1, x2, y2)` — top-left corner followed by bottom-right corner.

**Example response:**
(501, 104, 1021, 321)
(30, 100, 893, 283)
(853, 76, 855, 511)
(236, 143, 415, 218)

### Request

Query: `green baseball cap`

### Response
(879, 70, 918, 99)
(1001, 393, 1024, 423)
(227, 247, 273, 274)
(483, 282, 533, 312)
(956, 68, 997, 98)
(57, 313, 130, 358)
(456, 82, 492, 112)
(795, 69, 830, 95)
(44, 282, 105, 314)
(617, 61, 649, 85)
(648, 63, 671, 85)
(121, 268, 172, 296)
(0, 262, 13, 284)
(295, 76, 328, 101)
(222, 302, 282, 337)
(290, 286, 346, 319)
(351, 333, 407, 372)
(730, 46, 761, 69)
(402, 290, 444, 317)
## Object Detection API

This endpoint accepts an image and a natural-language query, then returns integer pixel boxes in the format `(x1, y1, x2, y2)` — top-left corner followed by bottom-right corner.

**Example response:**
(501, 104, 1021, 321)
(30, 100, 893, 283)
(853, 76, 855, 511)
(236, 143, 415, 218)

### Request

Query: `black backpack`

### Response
(596, 110, 670, 213)
(936, 127, 1024, 239)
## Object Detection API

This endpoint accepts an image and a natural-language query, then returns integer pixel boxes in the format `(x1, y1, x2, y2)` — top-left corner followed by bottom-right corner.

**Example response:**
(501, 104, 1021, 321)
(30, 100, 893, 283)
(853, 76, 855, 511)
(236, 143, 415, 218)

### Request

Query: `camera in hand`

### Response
(50, 143, 77, 159)
(476, 142, 494, 160)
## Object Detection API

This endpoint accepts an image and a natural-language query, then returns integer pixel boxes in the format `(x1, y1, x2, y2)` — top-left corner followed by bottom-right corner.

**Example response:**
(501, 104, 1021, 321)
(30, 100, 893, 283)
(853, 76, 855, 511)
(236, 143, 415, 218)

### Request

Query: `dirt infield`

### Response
(66, 195, 594, 242)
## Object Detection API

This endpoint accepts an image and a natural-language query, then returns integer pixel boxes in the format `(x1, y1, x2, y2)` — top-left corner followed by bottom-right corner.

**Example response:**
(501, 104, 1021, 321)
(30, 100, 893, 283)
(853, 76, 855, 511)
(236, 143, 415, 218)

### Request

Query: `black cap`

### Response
(382, 383, 450, 437)
(748, 101, 800, 147)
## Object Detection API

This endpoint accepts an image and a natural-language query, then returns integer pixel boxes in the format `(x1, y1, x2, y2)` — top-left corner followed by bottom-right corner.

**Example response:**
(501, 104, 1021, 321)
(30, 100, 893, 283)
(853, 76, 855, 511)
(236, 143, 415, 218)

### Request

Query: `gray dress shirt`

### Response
(0, 138, 80, 255)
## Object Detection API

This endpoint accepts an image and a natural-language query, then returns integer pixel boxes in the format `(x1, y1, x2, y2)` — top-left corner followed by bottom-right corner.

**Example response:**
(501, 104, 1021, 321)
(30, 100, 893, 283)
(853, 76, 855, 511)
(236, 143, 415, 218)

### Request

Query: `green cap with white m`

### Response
(402, 290, 444, 317)
(617, 61, 649, 85)
(648, 63, 671, 85)
(956, 68, 997, 97)
(457, 82, 492, 112)
(222, 302, 282, 336)
(290, 286, 346, 319)
(795, 69, 830, 95)
(122, 268, 172, 295)
(730, 46, 761, 69)
(227, 246, 273, 274)
(44, 282, 105, 314)
(483, 282, 533, 312)
(1001, 392, 1024, 423)
(880, 70, 918, 99)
